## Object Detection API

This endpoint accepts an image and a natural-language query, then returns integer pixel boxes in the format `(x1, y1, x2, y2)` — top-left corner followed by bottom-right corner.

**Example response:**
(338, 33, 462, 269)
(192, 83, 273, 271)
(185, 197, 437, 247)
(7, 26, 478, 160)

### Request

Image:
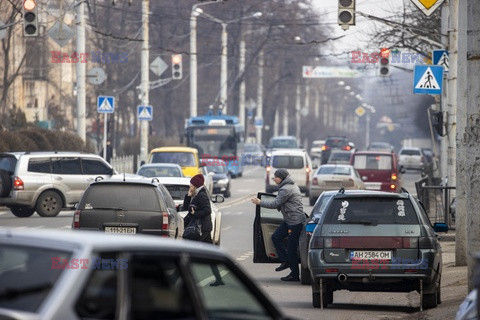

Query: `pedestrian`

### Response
(183, 173, 224, 286)
(251, 168, 306, 282)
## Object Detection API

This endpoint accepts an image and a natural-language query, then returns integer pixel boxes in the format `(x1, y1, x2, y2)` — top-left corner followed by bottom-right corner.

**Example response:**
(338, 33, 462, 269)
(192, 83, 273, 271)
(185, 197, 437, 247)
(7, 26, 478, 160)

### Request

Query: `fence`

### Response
(415, 176, 455, 229)
(110, 154, 142, 174)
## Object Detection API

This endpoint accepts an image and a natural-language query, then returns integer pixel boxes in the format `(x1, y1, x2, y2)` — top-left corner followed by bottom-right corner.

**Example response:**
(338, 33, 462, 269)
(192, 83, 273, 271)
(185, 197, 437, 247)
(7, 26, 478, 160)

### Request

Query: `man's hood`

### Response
(278, 175, 295, 187)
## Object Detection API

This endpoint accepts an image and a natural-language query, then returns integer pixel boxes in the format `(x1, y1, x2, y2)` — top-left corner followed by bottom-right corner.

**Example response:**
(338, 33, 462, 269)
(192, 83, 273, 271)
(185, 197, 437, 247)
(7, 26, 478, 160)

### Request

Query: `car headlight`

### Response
(217, 178, 229, 185)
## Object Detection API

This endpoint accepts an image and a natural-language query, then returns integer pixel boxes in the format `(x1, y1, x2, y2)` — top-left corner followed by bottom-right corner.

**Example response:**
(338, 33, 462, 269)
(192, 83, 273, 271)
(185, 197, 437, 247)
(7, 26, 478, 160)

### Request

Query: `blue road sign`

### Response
(137, 105, 153, 121)
(97, 96, 115, 113)
(433, 50, 449, 73)
(254, 118, 263, 128)
(413, 65, 443, 95)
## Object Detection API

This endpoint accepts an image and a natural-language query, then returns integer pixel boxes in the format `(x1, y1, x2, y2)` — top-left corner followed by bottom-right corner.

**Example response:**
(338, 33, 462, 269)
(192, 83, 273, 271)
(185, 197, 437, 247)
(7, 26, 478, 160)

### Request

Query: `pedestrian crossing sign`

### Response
(413, 65, 443, 95)
(433, 50, 449, 73)
(137, 105, 153, 121)
(97, 96, 115, 113)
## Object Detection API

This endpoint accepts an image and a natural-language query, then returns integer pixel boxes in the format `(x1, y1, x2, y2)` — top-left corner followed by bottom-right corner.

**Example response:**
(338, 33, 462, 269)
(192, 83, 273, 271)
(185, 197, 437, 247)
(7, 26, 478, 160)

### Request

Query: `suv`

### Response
(398, 147, 425, 171)
(321, 136, 353, 164)
(0, 152, 118, 218)
(308, 189, 447, 309)
(72, 178, 183, 238)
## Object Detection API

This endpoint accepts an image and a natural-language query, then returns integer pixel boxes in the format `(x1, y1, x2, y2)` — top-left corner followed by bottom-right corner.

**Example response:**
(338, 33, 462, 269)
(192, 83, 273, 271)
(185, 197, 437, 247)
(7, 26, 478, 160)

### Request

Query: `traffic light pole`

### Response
(140, 0, 149, 162)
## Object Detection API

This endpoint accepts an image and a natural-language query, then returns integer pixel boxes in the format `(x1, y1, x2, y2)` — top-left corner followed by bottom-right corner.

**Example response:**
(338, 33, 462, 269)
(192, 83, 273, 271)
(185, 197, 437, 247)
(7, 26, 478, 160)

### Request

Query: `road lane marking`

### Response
(222, 226, 232, 231)
(236, 251, 253, 261)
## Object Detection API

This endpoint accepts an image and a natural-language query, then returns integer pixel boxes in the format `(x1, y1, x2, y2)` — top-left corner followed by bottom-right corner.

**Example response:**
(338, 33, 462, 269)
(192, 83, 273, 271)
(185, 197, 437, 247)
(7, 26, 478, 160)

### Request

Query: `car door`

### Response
(253, 192, 283, 263)
(51, 157, 85, 205)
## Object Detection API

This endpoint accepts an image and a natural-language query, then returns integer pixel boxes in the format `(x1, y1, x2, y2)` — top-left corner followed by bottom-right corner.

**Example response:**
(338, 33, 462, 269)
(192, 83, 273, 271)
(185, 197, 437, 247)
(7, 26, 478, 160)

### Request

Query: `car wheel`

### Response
(36, 191, 63, 217)
(0, 169, 12, 197)
(422, 286, 438, 309)
(10, 206, 35, 218)
(312, 286, 333, 308)
(224, 186, 231, 198)
(300, 266, 311, 285)
(309, 196, 316, 206)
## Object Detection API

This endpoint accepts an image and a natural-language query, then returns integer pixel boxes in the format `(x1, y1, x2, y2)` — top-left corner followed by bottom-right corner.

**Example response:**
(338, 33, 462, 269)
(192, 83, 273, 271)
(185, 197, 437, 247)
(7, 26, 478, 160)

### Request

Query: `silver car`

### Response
(0, 228, 292, 320)
(398, 147, 425, 171)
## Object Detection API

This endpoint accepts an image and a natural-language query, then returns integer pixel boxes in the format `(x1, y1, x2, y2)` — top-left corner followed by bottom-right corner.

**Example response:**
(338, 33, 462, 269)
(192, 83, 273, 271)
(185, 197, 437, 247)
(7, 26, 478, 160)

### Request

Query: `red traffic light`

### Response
(23, 0, 36, 11)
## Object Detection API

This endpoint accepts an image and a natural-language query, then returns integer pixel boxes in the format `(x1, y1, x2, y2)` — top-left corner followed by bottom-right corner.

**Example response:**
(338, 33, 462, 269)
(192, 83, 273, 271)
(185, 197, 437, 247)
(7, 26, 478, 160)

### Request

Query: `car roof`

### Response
(0, 228, 226, 257)
(150, 146, 198, 153)
(0, 151, 102, 158)
(156, 177, 191, 185)
(271, 149, 306, 156)
(400, 147, 421, 150)
(353, 150, 395, 155)
(270, 135, 296, 140)
(140, 163, 182, 168)
(332, 189, 410, 199)
(90, 177, 158, 186)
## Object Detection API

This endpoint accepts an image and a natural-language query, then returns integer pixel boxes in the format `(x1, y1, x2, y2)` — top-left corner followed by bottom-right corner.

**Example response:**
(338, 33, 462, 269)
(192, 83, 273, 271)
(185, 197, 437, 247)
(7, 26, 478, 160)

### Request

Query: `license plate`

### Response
(364, 182, 381, 190)
(350, 250, 392, 260)
(105, 227, 136, 234)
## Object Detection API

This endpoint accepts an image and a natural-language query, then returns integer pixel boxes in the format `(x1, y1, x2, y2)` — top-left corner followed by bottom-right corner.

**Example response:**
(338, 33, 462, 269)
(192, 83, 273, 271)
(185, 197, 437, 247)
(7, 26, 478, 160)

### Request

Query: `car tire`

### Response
(300, 266, 311, 285)
(36, 191, 63, 217)
(224, 186, 231, 198)
(309, 196, 316, 206)
(312, 287, 333, 308)
(10, 206, 35, 218)
(0, 169, 12, 197)
(422, 286, 438, 309)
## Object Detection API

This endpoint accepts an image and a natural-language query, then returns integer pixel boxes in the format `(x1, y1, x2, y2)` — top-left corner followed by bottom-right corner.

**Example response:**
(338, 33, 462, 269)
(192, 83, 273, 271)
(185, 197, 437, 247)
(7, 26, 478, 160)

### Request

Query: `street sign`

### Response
(138, 105, 153, 121)
(87, 67, 106, 85)
(355, 106, 365, 117)
(413, 65, 443, 95)
(254, 118, 263, 128)
(97, 96, 115, 113)
(410, 0, 445, 17)
(150, 56, 168, 77)
(433, 50, 449, 73)
(48, 21, 74, 48)
(302, 66, 360, 78)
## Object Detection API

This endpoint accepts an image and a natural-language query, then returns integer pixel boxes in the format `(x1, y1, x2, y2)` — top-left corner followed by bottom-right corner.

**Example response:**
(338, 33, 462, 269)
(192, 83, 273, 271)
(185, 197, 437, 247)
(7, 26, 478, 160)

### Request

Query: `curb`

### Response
(438, 233, 456, 241)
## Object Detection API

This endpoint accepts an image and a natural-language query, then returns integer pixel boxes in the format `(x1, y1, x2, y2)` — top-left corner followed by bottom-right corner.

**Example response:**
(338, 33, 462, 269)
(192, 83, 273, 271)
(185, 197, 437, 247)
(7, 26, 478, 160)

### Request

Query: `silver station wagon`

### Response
(308, 188, 447, 310)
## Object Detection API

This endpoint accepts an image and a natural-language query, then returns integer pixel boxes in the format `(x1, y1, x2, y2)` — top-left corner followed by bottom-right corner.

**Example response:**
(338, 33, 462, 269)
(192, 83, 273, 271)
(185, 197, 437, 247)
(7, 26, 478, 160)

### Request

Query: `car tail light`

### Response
(13, 176, 24, 190)
(162, 212, 169, 237)
(310, 236, 324, 249)
(343, 145, 351, 151)
(73, 210, 80, 229)
(391, 173, 398, 181)
(266, 166, 271, 185)
(402, 237, 418, 248)
(419, 236, 436, 249)
(343, 178, 354, 187)
(390, 184, 396, 191)
(312, 177, 318, 186)
(306, 166, 310, 186)
(321, 145, 329, 151)
(325, 268, 338, 273)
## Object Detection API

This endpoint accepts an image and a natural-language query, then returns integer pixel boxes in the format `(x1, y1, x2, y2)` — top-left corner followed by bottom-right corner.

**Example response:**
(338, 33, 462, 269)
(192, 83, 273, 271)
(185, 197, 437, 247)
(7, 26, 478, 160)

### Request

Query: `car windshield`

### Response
(205, 165, 226, 174)
(138, 166, 182, 177)
(0, 245, 72, 312)
(323, 197, 419, 224)
(317, 166, 351, 175)
(329, 152, 351, 161)
(272, 155, 304, 169)
(151, 152, 195, 167)
(268, 139, 297, 149)
(401, 149, 421, 156)
(353, 154, 392, 170)
(326, 139, 347, 148)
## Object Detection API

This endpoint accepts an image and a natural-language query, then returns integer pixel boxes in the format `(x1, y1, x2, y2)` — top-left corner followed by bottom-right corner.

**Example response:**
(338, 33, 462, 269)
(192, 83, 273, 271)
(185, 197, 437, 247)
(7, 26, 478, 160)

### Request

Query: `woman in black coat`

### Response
(183, 174, 224, 286)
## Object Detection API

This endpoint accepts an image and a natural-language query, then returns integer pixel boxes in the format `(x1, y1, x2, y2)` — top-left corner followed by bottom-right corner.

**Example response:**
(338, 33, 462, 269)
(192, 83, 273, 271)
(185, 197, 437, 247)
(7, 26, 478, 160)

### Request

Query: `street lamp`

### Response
(195, 10, 262, 114)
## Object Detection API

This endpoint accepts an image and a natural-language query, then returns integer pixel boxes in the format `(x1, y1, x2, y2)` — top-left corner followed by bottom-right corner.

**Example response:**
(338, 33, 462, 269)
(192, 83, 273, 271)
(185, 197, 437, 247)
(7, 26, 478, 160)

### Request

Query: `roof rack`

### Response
(337, 187, 345, 194)
(401, 187, 409, 194)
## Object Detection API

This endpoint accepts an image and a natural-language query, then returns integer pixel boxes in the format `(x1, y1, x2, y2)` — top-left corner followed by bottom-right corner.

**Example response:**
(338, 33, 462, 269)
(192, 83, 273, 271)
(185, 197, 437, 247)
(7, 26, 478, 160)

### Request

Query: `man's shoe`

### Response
(281, 274, 299, 282)
(275, 262, 289, 272)
(210, 280, 225, 287)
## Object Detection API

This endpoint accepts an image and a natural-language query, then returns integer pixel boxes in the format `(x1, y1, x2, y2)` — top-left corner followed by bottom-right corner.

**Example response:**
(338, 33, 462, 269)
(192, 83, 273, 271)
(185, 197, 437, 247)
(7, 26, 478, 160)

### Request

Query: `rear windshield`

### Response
(151, 152, 195, 167)
(317, 166, 351, 175)
(82, 184, 162, 211)
(329, 152, 351, 161)
(272, 155, 304, 169)
(268, 139, 298, 149)
(326, 139, 347, 148)
(323, 197, 419, 225)
(353, 154, 392, 170)
(138, 166, 182, 177)
(400, 149, 421, 156)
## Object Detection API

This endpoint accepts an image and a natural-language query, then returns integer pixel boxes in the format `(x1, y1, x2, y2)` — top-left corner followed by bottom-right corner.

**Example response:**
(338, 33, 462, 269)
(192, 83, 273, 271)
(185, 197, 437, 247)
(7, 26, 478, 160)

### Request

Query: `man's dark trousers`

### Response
(272, 221, 303, 277)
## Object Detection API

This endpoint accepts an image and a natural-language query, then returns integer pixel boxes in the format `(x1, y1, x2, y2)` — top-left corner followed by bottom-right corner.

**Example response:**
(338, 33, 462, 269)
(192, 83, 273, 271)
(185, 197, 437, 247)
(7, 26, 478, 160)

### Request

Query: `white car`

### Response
(157, 177, 223, 245)
(398, 147, 425, 171)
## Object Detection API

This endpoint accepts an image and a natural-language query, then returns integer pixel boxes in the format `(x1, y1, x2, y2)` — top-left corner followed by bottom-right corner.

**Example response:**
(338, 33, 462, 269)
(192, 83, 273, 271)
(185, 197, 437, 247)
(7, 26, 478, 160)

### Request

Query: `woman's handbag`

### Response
(183, 218, 202, 240)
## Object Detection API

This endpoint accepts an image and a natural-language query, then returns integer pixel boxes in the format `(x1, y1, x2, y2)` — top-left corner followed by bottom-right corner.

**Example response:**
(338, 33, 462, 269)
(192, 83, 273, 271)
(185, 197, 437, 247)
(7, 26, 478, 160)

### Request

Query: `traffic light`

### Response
(23, 0, 38, 37)
(171, 54, 182, 80)
(431, 111, 444, 136)
(338, 0, 355, 30)
(379, 48, 390, 76)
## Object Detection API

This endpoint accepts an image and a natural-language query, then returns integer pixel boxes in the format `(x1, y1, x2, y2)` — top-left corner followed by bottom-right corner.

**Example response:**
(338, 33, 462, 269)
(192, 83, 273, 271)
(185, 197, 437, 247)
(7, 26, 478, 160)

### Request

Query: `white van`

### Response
(265, 149, 314, 195)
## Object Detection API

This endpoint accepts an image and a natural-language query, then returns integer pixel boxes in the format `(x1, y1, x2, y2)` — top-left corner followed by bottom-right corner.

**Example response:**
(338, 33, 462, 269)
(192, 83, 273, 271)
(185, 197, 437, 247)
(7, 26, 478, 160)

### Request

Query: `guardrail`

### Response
(110, 154, 141, 174)
(415, 176, 455, 229)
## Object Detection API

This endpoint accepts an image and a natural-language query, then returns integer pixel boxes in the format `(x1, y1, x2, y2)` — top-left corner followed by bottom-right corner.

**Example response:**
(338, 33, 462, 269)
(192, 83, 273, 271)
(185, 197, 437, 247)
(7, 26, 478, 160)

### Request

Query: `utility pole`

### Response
(255, 50, 264, 144)
(295, 85, 301, 142)
(139, 0, 149, 162)
(189, 6, 198, 118)
(220, 23, 228, 113)
(75, 0, 86, 142)
(239, 31, 246, 126)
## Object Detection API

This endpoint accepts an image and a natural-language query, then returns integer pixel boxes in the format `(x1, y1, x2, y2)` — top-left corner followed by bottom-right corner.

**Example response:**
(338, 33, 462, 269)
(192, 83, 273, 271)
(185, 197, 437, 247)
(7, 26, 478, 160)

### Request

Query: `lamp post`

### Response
(195, 10, 262, 114)
(362, 103, 376, 148)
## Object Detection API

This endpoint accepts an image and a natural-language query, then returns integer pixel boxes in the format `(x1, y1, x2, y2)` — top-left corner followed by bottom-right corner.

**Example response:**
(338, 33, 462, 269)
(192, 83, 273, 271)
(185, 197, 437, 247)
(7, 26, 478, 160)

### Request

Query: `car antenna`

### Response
(338, 187, 345, 194)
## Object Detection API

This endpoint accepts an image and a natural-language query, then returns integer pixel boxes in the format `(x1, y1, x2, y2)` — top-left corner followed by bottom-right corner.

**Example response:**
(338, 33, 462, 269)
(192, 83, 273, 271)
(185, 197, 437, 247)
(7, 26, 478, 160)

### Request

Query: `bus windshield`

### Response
(188, 127, 236, 157)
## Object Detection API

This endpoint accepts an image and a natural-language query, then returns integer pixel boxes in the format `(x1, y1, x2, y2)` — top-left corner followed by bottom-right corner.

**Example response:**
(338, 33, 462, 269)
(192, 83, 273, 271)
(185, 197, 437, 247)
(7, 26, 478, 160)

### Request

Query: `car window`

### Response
(272, 155, 304, 169)
(189, 259, 271, 319)
(28, 157, 52, 173)
(164, 184, 189, 201)
(317, 166, 351, 175)
(0, 245, 72, 312)
(311, 194, 333, 219)
(157, 184, 176, 209)
(82, 159, 112, 175)
(52, 157, 82, 174)
(151, 152, 195, 167)
(323, 197, 419, 225)
(81, 184, 161, 211)
(401, 149, 421, 156)
(353, 154, 392, 170)
(139, 166, 182, 177)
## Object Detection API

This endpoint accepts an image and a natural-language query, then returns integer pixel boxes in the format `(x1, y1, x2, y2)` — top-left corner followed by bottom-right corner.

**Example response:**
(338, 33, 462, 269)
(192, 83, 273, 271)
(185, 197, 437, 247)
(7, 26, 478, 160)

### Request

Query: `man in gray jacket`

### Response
(251, 168, 306, 281)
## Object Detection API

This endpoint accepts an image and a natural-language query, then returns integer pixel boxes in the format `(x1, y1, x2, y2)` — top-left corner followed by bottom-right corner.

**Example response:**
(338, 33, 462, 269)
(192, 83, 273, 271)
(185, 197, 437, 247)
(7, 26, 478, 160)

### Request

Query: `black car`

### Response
(204, 159, 231, 197)
(72, 178, 184, 238)
(321, 136, 353, 164)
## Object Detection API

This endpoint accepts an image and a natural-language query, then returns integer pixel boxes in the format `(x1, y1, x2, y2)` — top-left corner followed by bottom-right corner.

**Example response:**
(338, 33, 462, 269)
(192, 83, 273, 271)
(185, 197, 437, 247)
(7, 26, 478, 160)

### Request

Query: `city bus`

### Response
(185, 112, 244, 178)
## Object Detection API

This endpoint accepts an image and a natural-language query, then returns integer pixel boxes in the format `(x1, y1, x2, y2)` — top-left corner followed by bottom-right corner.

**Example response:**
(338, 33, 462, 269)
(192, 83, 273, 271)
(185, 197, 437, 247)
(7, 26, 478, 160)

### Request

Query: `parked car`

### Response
(320, 136, 353, 164)
(398, 147, 425, 171)
(308, 164, 365, 206)
(147, 146, 202, 177)
(0, 151, 122, 218)
(137, 163, 184, 177)
(156, 176, 223, 245)
(309, 140, 325, 161)
(327, 150, 353, 165)
(367, 141, 395, 153)
(350, 150, 404, 193)
(0, 228, 292, 320)
(265, 149, 314, 195)
(72, 178, 183, 239)
(241, 143, 265, 166)
(203, 159, 231, 197)
(308, 188, 448, 309)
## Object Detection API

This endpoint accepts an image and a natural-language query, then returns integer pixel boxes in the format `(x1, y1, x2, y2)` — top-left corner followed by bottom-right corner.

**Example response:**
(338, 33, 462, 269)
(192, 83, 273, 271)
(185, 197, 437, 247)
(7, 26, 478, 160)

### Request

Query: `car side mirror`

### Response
(211, 194, 225, 203)
(312, 164, 318, 169)
(433, 222, 448, 233)
(140, 160, 145, 166)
